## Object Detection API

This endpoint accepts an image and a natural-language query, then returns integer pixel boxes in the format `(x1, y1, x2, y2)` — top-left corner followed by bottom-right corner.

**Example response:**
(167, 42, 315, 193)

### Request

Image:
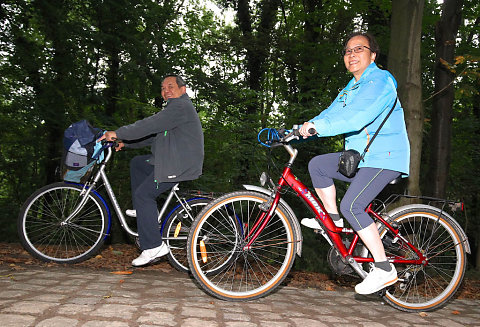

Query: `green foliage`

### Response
(1, 0, 479, 272)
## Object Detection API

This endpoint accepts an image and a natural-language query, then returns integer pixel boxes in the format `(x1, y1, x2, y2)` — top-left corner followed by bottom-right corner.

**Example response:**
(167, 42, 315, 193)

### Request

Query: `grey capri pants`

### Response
(308, 152, 400, 231)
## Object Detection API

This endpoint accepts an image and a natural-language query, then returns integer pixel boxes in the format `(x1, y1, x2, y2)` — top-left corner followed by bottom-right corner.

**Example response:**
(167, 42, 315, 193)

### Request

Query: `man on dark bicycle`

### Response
(98, 75, 204, 267)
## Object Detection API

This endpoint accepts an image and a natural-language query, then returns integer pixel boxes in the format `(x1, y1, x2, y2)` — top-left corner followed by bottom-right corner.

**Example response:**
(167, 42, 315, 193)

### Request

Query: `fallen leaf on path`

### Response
(110, 270, 133, 275)
(419, 312, 428, 317)
(451, 310, 460, 315)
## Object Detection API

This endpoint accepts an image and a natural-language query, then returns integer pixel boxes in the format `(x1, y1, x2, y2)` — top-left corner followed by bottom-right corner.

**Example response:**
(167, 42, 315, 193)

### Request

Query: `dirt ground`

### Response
(1, 242, 479, 300)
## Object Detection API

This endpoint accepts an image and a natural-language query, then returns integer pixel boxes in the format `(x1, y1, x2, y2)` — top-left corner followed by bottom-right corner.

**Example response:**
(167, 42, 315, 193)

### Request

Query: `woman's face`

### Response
(343, 35, 376, 81)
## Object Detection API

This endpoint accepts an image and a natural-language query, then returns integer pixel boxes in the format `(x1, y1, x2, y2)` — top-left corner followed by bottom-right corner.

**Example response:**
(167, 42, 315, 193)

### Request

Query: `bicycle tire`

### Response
(187, 191, 297, 301)
(17, 182, 109, 264)
(379, 206, 467, 312)
(162, 198, 210, 273)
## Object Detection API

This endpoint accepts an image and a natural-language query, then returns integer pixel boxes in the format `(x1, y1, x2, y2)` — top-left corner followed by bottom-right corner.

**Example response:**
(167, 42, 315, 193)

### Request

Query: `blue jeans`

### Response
(308, 152, 400, 231)
(130, 155, 176, 250)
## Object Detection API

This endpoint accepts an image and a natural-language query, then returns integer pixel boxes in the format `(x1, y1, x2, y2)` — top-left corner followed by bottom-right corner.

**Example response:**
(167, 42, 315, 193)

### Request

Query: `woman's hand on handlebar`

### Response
(299, 122, 316, 138)
(97, 131, 124, 151)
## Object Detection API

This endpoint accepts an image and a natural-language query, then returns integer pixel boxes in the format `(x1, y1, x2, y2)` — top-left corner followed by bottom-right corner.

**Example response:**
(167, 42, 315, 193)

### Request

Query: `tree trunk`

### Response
(428, 0, 464, 198)
(387, 0, 425, 196)
(237, 0, 280, 115)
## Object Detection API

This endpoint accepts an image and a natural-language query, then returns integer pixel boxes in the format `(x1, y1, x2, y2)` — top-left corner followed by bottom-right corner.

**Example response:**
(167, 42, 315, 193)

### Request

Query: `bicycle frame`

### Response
(63, 145, 205, 240)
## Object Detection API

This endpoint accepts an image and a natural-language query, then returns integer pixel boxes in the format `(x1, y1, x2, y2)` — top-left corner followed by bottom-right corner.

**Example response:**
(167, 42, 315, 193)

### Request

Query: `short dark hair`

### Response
(163, 74, 186, 87)
(345, 32, 380, 58)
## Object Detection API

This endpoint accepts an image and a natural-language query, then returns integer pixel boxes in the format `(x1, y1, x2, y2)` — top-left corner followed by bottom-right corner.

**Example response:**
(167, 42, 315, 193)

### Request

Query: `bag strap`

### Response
(360, 97, 398, 159)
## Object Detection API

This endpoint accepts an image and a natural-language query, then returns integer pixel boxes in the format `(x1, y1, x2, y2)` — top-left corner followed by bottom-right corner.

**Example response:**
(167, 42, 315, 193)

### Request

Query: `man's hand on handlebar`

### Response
(299, 122, 316, 138)
(97, 131, 124, 151)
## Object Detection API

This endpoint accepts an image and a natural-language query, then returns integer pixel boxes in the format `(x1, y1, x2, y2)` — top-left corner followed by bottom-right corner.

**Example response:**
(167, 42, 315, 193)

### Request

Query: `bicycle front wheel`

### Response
(17, 182, 109, 264)
(162, 198, 210, 273)
(187, 191, 297, 301)
(380, 206, 467, 312)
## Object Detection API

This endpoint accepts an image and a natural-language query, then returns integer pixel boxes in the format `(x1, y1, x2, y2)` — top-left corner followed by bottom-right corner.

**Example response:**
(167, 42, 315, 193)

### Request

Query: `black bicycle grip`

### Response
(292, 127, 317, 136)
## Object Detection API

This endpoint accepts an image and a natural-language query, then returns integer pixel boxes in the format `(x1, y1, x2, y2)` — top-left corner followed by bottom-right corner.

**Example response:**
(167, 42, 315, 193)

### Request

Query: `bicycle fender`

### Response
(243, 184, 303, 257)
(386, 204, 471, 254)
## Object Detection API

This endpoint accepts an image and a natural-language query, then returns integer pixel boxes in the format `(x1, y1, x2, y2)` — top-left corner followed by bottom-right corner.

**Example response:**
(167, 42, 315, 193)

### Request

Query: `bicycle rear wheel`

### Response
(187, 191, 297, 301)
(17, 182, 109, 264)
(162, 198, 210, 273)
(380, 206, 467, 312)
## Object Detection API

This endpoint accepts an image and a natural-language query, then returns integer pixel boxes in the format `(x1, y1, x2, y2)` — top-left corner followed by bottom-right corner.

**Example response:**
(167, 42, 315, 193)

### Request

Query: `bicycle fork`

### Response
(243, 190, 282, 250)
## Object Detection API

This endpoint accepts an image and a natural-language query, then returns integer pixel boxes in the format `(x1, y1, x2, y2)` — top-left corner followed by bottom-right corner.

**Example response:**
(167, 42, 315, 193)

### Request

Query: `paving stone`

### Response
(2, 300, 57, 314)
(30, 293, 68, 302)
(90, 303, 137, 319)
(223, 312, 251, 321)
(224, 322, 257, 327)
(36, 317, 79, 327)
(290, 317, 329, 327)
(180, 317, 219, 327)
(137, 311, 176, 325)
(49, 285, 83, 293)
(0, 313, 36, 327)
(181, 306, 217, 318)
(24, 278, 59, 285)
(81, 321, 130, 327)
(6, 283, 46, 291)
(66, 296, 102, 305)
(0, 290, 29, 298)
(141, 301, 178, 311)
(259, 321, 290, 327)
(57, 304, 95, 314)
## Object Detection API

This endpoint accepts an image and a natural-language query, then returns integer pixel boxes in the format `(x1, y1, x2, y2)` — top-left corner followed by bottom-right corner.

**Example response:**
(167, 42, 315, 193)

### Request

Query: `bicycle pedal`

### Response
(376, 288, 387, 297)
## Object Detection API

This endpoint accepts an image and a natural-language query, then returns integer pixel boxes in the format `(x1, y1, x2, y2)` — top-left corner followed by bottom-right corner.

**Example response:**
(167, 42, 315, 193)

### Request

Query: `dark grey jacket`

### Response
(115, 94, 204, 183)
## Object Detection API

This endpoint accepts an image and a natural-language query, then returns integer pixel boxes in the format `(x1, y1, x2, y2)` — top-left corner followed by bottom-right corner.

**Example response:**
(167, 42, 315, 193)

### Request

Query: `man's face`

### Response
(161, 76, 186, 101)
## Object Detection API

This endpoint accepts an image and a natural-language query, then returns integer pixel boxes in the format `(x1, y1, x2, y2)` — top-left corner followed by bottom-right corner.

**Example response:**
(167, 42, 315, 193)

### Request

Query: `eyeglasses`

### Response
(344, 45, 372, 56)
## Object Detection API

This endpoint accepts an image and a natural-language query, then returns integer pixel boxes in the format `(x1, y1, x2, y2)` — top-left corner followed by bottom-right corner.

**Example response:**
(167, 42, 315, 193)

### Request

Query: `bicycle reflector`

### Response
(449, 202, 464, 212)
(174, 222, 181, 238)
(260, 172, 268, 186)
(199, 240, 208, 263)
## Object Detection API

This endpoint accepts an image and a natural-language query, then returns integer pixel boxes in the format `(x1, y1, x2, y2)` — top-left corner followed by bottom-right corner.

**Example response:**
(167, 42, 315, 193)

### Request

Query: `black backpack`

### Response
(63, 120, 103, 170)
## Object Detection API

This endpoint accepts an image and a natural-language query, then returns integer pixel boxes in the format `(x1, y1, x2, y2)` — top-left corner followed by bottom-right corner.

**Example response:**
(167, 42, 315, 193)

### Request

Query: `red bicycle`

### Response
(187, 127, 470, 312)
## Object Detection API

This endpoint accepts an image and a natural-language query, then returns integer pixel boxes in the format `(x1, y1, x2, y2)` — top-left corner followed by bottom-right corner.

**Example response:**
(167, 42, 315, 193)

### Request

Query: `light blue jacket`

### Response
(310, 63, 410, 175)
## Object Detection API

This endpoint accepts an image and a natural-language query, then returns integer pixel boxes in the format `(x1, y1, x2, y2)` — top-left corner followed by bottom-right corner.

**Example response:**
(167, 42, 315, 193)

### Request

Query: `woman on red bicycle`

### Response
(299, 32, 410, 295)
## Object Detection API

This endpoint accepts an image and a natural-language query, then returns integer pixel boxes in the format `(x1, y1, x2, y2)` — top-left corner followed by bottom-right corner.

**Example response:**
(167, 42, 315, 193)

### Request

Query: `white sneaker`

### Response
(131, 243, 169, 267)
(301, 217, 344, 229)
(355, 264, 398, 295)
(126, 209, 136, 217)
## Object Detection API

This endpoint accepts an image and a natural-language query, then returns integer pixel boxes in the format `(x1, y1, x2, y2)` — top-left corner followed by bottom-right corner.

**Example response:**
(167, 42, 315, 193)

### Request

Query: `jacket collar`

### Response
(346, 62, 378, 88)
(167, 93, 190, 103)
